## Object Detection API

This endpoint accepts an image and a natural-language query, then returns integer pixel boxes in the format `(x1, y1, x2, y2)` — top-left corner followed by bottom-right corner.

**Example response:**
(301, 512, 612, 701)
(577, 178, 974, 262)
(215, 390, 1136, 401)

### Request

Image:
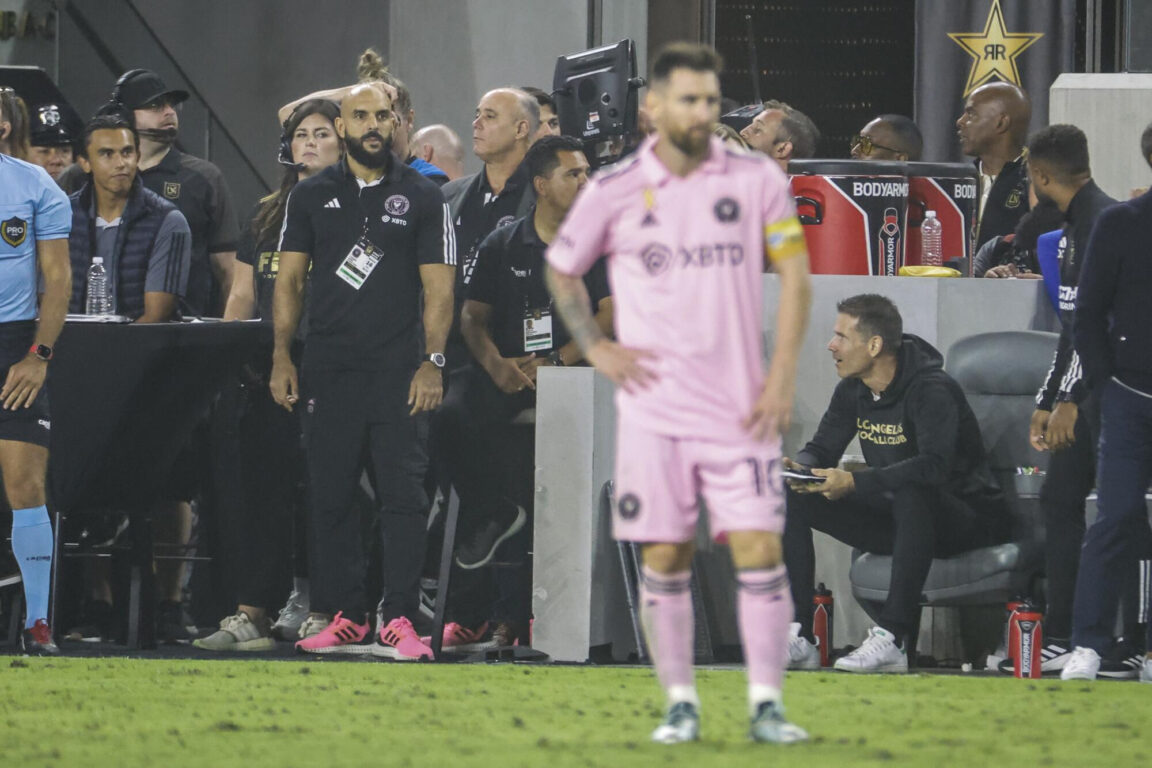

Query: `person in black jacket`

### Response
(782, 294, 1008, 673)
(1062, 123, 1152, 683)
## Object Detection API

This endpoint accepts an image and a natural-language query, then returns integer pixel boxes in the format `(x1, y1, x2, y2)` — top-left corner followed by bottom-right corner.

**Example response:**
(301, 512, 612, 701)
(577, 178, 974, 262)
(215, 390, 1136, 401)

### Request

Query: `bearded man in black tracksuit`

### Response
(782, 294, 1009, 673)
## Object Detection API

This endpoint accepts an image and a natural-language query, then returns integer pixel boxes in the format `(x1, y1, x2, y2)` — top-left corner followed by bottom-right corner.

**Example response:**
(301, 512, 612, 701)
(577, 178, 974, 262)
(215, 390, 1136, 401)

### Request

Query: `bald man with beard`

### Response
(956, 82, 1032, 250)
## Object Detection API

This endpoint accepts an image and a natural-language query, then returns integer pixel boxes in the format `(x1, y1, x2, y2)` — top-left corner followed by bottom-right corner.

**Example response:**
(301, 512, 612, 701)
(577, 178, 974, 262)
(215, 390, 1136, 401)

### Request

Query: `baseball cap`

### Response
(30, 103, 80, 147)
(114, 69, 189, 110)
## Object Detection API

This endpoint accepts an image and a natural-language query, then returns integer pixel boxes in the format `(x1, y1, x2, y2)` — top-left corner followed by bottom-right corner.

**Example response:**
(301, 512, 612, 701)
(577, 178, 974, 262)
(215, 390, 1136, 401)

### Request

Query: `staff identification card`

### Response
(336, 236, 384, 290)
(524, 309, 553, 352)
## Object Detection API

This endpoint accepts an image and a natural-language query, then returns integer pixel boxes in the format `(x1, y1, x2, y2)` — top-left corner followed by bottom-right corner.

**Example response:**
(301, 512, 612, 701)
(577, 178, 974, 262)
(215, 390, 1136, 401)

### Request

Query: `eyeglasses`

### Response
(850, 134, 901, 157)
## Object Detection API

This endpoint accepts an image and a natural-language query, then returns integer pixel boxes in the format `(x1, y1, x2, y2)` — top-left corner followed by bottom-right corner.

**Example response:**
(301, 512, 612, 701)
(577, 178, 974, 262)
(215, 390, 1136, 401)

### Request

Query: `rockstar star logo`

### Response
(948, 0, 1043, 96)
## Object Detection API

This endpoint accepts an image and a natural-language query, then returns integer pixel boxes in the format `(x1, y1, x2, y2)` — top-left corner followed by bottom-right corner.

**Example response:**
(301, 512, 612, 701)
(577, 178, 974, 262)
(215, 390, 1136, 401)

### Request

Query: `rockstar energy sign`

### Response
(914, 0, 1075, 162)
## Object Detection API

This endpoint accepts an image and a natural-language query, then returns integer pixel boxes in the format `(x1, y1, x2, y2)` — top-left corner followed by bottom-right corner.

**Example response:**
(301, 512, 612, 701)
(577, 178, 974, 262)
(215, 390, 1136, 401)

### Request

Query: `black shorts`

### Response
(0, 320, 51, 449)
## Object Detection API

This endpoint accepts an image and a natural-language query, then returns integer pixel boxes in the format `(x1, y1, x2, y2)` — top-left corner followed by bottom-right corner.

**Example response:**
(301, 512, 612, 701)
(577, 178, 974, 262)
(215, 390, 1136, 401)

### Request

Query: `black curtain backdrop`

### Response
(915, 0, 1076, 162)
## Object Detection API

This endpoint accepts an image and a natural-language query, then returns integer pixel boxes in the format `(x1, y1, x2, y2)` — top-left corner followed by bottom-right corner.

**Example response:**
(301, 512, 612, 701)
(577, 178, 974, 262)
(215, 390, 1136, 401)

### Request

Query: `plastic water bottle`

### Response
(86, 257, 111, 315)
(921, 210, 943, 267)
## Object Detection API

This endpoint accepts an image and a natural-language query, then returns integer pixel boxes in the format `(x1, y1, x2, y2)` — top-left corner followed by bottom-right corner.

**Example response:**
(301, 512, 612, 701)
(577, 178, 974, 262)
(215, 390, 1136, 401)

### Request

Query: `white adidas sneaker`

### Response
(1060, 646, 1101, 681)
(833, 626, 908, 673)
(787, 622, 821, 670)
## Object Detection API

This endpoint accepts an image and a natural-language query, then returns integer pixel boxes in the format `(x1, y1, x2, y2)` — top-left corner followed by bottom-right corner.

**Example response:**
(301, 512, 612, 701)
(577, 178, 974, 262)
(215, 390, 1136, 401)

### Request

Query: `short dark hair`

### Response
(650, 42, 723, 84)
(520, 86, 556, 114)
(764, 99, 820, 159)
(877, 114, 923, 161)
(524, 134, 584, 181)
(80, 113, 138, 159)
(836, 294, 902, 355)
(1026, 124, 1090, 183)
(1142, 120, 1152, 170)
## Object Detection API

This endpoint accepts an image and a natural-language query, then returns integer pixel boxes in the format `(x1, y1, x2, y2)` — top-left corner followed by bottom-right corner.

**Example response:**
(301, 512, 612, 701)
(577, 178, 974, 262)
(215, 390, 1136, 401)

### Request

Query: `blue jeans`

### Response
(1071, 378, 1152, 653)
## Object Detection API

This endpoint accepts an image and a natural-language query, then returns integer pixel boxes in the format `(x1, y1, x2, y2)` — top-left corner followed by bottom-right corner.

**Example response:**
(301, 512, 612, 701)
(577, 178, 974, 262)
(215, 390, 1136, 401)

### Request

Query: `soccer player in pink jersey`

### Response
(546, 42, 812, 744)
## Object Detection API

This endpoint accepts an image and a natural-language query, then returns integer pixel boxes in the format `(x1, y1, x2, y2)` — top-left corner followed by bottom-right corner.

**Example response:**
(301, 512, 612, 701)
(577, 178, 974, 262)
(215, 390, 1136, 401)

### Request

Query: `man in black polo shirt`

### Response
(432, 136, 611, 648)
(956, 82, 1031, 250)
(271, 84, 455, 659)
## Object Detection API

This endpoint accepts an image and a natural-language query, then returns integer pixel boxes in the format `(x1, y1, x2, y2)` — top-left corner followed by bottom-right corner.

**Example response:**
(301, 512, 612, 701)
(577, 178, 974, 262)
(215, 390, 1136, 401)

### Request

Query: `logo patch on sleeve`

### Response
(2, 217, 28, 247)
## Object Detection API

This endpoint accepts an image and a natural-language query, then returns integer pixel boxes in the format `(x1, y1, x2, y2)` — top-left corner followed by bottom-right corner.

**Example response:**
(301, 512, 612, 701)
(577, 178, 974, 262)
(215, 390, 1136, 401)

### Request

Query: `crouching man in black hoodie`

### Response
(783, 294, 1009, 673)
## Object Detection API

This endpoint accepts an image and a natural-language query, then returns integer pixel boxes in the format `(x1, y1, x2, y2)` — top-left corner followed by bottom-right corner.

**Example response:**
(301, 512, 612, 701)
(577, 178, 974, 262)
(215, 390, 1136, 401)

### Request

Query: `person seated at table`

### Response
(66, 110, 190, 321)
(849, 115, 922, 162)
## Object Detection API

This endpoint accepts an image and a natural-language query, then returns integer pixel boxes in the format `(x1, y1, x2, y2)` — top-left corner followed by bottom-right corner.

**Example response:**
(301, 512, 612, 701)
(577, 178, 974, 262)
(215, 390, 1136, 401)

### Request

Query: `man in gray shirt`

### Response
(67, 113, 189, 321)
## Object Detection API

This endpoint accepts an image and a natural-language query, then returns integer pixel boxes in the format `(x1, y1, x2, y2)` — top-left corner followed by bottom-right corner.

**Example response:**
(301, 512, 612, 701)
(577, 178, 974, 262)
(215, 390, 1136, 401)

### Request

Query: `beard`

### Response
(666, 124, 711, 158)
(345, 130, 393, 168)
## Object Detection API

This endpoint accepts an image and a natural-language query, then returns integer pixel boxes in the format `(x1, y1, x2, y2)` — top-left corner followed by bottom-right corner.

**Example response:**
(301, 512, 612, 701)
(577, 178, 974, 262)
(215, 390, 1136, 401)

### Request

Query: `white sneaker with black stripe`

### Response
(997, 640, 1072, 674)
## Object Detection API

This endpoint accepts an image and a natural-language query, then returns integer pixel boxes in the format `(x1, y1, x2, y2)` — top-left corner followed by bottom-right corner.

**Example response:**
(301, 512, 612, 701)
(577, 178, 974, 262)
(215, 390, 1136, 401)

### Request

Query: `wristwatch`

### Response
(29, 343, 53, 362)
(425, 352, 446, 369)
(547, 349, 565, 367)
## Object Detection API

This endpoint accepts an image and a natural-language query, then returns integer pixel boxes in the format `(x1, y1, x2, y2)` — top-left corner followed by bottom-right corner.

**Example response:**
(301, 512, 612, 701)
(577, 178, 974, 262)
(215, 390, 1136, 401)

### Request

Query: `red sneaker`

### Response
(21, 619, 60, 656)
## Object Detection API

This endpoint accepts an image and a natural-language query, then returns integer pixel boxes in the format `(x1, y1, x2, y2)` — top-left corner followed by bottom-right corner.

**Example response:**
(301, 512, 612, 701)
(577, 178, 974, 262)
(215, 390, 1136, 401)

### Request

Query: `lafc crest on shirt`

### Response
(163, 181, 181, 199)
(2, 217, 28, 247)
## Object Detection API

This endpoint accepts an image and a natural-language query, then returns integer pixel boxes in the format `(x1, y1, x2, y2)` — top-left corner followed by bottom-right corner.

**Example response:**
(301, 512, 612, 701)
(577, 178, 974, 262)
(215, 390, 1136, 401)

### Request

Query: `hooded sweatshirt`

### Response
(796, 334, 1004, 510)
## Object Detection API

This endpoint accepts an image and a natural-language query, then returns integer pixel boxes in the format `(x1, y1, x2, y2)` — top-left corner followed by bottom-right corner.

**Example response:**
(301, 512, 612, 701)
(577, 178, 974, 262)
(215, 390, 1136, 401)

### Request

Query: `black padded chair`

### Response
(849, 331, 1058, 651)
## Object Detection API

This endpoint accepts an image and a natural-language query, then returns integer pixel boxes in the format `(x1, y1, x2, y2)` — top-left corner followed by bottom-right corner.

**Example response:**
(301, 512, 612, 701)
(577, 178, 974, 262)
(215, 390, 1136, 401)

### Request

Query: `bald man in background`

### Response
(956, 82, 1032, 250)
(412, 124, 466, 181)
(851, 114, 923, 162)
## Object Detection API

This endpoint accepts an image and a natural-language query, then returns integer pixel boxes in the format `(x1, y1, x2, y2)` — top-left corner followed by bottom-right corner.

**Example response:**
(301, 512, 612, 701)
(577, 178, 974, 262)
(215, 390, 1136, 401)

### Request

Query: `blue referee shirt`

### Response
(0, 154, 72, 322)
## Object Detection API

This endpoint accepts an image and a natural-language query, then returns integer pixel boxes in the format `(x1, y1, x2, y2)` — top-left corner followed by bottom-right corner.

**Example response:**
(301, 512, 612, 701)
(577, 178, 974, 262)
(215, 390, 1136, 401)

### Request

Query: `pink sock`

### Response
(736, 566, 793, 694)
(640, 566, 695, 696)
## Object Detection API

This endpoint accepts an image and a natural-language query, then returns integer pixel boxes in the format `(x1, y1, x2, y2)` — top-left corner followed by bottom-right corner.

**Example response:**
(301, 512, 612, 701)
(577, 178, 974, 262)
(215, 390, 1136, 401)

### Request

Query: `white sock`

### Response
(749, 684, 781, 717)
(667, 685, 700, 708)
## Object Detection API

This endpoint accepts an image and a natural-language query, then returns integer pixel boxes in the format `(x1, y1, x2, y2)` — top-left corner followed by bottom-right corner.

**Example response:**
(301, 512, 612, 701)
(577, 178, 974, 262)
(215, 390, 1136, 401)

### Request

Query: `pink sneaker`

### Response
(294, 612, 371, 654)
(373, 616, 435, 660)
(420, 621, 493, 652)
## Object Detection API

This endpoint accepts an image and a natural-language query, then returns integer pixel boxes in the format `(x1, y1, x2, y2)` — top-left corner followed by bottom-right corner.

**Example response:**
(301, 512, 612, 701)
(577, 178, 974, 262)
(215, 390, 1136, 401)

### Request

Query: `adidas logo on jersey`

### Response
(324, 198, 341, 209)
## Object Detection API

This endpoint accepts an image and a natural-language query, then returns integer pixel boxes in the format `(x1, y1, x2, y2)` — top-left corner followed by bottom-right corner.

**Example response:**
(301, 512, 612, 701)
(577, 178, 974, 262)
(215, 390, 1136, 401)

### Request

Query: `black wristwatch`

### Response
(425, 352, 446, 369)
(29, 343, 53, 362)
(548, 349, 565, 367)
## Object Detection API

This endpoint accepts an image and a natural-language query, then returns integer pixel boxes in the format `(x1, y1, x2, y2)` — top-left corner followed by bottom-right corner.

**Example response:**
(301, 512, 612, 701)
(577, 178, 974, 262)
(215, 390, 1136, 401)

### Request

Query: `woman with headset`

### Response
(194, 99, 342, 651)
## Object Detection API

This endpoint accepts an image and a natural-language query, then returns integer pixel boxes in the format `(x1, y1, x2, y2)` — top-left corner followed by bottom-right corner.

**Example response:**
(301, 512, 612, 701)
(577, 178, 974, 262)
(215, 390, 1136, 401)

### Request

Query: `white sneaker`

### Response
(1060, 646, 1101, 681)
(650, 701, 700, 744)
(192, 612, 275, 652)
(1141, 657, 1152, 684)
(834, 626, 908, 673)
(271, 589, 309, 641)
(297, 613, 330, 641)
(787, 623, 821, 670)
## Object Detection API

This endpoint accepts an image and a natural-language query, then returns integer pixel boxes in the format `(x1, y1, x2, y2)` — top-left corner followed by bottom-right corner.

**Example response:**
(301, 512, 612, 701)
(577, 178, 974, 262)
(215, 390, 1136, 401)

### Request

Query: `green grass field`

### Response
(1, 657, 1148, 767)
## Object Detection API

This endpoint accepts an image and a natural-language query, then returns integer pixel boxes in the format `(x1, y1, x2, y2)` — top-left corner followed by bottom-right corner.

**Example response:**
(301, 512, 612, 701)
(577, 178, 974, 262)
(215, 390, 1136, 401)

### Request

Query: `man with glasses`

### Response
(739, 99, 820, 173)
(850, 115, 922, 162)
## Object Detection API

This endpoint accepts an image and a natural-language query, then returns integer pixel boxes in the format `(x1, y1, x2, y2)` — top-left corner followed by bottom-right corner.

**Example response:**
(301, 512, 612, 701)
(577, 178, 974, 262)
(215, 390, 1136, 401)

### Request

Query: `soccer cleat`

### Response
(270, 589, 310, 641)
(297, 613, 329, 641)
(21, 619, 60, 656)
(294, 612, 372, 654)
(1060, 646, 1101, 681)
(833, 626, 908, 673)
(787, 622, 821, 670)
(193, 612, 275, 652)
(372, 616, 435, 660)
(650, 701, 700, 744)
(996, 639, 1072, 674)
(749, 700, 808, 744)
(419, 621, 494, 652)
(454, 500, 527, 570)
(1141, 657, 1152, 684)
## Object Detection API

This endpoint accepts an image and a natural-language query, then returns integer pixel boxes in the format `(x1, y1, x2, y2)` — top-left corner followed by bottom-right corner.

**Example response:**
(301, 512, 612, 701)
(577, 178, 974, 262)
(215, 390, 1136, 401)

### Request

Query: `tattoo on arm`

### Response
(546, 266, 603, 354)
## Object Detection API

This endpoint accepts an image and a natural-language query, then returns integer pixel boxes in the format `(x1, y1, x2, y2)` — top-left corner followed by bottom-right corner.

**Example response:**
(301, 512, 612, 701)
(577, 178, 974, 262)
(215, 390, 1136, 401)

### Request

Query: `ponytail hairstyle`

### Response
(0, 87, 32, 160)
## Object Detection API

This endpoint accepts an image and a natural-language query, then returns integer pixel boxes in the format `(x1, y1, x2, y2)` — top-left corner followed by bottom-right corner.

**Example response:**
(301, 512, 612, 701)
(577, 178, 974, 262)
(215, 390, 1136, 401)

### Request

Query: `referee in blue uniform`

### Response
(0, 151, 72, 655)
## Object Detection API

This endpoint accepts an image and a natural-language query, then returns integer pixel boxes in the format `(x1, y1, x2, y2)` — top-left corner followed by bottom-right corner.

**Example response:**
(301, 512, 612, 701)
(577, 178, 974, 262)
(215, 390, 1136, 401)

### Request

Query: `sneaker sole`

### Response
(787, 658, 821, 671)
(370, 644, 433, 661)
(749, 727, 809, 744)
(296, 643, 374, 655)
(834, 663, 907, 674)
(454, 506, 527, 570)
(1097, 669, 1138, 680)
(193, 636, 276, 652)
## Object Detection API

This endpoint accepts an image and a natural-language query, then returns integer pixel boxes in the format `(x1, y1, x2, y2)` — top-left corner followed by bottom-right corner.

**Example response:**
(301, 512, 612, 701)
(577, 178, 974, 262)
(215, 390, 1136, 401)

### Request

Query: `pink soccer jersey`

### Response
(547, 135, 798, 441)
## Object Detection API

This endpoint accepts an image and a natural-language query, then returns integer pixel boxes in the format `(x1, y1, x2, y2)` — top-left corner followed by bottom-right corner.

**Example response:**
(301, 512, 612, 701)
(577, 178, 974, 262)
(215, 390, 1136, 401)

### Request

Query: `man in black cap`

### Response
(28, 103, 79, 184)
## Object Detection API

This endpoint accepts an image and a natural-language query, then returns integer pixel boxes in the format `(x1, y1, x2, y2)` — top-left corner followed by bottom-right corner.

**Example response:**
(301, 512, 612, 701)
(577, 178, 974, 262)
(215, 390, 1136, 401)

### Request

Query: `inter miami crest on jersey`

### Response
(2, 217, 28, 247)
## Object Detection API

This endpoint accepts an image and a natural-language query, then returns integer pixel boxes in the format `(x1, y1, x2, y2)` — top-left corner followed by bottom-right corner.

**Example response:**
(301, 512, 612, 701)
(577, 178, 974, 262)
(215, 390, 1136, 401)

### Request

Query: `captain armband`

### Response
(764, 216, 807, 264)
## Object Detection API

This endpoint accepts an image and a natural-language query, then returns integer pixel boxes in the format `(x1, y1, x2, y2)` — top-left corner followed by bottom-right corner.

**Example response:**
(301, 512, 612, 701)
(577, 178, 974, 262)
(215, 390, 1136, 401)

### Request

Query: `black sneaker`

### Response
(997, 639, 1072, 674)
(21, 619, 61, 656)
(156, 600, 194, 643)
(66, 599, 115, 642)
(454, 500, 527, 570)
(1099, 640, 1144, 679)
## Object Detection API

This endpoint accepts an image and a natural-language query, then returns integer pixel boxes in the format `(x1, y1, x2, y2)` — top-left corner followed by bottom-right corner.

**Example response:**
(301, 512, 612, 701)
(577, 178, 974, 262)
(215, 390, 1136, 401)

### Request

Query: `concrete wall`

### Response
(1050, 74, 1152, 200)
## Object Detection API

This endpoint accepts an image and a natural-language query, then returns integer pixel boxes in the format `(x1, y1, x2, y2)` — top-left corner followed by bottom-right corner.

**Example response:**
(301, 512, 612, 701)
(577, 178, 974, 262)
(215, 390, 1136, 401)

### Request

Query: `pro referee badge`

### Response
(2, 217, 28, 247)
(523, 307, 553, 352)
(336, 235, 384, 290)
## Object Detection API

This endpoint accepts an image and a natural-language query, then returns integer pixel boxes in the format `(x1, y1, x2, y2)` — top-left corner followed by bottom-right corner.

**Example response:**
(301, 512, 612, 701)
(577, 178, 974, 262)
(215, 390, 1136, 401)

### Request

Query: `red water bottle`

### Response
(812, 583, 834, 667)
(1004, 597, 1026, 664)
(1011, 603, 1043, 678)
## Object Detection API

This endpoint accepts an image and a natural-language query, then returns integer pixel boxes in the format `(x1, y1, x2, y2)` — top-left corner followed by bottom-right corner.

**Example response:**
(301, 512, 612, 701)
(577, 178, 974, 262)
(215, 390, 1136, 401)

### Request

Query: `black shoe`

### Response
(156, 600, 194, 643)
(66, 599, 115, 642)
(996, 639, 1072, 674)
(21, 619, 61, 656)
(454, 500, 527, 570)
(1099, 639, 1144, 679)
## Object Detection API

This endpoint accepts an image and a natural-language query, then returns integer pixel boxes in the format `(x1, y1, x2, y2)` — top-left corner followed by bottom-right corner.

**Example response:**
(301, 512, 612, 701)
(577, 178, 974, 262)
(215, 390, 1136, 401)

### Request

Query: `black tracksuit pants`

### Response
(784, 485, 1008, 642)
(301, 366, 429, 623)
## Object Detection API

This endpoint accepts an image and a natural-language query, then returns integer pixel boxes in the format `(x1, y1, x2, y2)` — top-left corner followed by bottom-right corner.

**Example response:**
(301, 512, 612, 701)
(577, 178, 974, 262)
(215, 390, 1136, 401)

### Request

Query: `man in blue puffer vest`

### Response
(67, 112, 189, 321)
